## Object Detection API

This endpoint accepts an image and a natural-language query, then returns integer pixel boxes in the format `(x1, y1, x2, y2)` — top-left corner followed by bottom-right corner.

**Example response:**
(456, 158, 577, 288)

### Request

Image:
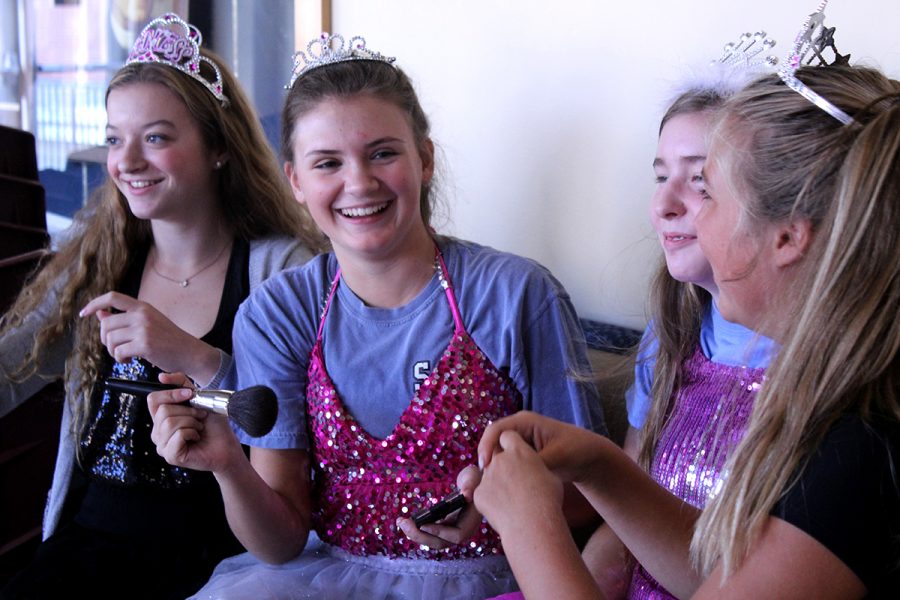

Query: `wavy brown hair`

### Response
(1, 48, 323, 438)
(694, 66, 900, 576)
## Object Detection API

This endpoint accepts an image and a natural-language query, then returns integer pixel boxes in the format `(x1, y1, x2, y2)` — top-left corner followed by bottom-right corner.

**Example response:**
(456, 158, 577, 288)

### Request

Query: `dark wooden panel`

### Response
(0, 222, 49, 261)
(0, 175, 47, 230)
(0, 126, 38, 182)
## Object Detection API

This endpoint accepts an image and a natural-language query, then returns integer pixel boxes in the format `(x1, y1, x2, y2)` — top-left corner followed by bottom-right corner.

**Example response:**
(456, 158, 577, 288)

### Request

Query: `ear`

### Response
(284, 161, 305, 204)
(773, 218, 813, 268)
(419, 138, 435, 185)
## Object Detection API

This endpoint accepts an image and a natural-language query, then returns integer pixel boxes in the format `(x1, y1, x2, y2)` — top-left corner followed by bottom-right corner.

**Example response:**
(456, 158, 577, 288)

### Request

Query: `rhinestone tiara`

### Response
(664, 29, 778, 108)
(287, 32, 396, 89)
(716, 31, 778, 70)
(779, 0, 853, 124)
(126, 13, 229, 106)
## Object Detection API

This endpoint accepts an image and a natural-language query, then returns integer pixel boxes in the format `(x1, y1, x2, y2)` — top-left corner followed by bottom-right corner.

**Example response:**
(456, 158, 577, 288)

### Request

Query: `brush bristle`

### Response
(228, 385, 278, 437)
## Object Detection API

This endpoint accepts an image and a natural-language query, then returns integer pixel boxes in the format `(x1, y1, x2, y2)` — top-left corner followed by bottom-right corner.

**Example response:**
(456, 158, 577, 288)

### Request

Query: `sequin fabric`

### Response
(80, 356, 194, 488)
(306, 251, 521, 559)
(627, 346, 766, 600)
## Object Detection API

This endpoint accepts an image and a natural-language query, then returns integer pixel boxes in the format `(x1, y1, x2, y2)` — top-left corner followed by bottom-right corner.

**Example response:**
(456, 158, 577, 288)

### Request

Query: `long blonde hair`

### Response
(693, 66, 900, 576)
(1, 49, 323, 438)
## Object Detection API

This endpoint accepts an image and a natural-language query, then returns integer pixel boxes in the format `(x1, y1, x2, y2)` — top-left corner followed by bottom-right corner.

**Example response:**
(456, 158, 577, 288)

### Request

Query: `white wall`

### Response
(330, 0, 900, 330)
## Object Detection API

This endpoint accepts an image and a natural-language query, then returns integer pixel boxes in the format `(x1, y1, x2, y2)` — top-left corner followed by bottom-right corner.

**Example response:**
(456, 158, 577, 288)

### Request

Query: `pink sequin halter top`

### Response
(628, 345, 766, 600)
(305, 249, 521, 559)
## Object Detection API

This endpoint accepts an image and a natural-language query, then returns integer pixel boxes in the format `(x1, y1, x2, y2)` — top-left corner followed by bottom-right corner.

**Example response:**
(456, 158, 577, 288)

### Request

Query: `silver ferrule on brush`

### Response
(188, 390, 232, 415)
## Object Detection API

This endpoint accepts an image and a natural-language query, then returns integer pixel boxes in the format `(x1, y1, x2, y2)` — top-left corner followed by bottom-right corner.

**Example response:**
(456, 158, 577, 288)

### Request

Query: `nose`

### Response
(652, 179, 688, 220)
(344, 162, 379, 196)
(114, 140, 146, 174)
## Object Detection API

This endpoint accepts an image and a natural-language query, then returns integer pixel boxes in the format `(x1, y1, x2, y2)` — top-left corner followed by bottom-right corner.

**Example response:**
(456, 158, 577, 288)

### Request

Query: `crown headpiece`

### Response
(715, 31, 778, 70)
(126, 13, 229, 106)
(665, 29, 778, 107)
(287, 33, 395, 89)
(779, 1, 853, 124)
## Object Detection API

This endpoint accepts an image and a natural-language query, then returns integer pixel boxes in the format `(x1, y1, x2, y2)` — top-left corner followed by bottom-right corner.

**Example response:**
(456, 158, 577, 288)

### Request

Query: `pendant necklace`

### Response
(151, 242, 229, 288)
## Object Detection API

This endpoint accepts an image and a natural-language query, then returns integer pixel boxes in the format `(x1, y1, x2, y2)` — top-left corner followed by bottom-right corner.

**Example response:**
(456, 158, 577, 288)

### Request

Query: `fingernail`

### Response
(78, 309, 85, 317)
(420, 525, 437, 535)
(178, 388, 193, 400)
(478, 455, 484, 470)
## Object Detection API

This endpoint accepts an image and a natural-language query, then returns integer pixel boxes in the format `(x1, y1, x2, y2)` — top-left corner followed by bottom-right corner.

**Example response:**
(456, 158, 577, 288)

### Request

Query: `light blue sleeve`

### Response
(513, 284, 607, 436)
(228, 262, 326, 449)
(626, 323, 658, 429)
(452, 240, 606, 437)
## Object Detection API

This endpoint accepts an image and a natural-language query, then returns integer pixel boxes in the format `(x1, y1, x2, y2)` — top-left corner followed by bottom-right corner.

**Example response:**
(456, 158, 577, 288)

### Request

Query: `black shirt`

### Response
(773, 413, 900, 597)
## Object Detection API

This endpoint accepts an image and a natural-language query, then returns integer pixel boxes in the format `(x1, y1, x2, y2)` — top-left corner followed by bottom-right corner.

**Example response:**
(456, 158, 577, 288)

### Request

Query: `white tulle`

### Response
(190, 532, 519, 600)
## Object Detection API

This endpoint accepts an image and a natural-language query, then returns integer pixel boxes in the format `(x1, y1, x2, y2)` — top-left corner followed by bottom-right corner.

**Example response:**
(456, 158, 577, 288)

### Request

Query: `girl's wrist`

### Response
(184, 341, 222, 387)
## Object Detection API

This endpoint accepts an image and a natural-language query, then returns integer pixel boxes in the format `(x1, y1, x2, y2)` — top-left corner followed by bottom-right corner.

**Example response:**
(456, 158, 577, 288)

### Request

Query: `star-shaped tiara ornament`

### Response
(126, 13, 229, 106)
(778, 0, 853, 124)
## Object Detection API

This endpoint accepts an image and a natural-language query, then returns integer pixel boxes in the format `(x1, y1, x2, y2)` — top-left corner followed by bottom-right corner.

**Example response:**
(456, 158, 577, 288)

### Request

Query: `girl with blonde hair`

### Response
(471, 60, 900, 600)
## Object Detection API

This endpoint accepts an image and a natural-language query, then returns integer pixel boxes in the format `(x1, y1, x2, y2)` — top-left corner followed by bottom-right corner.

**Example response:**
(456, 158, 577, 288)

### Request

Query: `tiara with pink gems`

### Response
(287, 33, 395, 89)
(126, 13, 229, 106)
(779, 1, 853, 124)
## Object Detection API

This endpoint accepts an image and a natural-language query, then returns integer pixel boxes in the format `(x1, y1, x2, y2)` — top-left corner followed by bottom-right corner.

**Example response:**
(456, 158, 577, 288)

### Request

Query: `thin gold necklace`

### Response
(151, 242, 229, 288)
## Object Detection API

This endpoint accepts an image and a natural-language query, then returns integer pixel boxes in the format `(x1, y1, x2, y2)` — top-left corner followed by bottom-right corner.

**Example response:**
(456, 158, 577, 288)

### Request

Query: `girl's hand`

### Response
(396, 465, 485, 550)
(80, 292, 215, 378)
(477, 411, 603, 485)
(147, 372, 243, 473)
(396, 502, 484, 551)
(472, 429, 565, 537)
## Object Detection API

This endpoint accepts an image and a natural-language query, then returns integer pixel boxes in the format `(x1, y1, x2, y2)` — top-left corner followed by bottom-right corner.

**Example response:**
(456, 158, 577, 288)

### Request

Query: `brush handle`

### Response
(411, 490, 468, 527)
(104, 378, 180, 395)
(105, 378, 231, 416)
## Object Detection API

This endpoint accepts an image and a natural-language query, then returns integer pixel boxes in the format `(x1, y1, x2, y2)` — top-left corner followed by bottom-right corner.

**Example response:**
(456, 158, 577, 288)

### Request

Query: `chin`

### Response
(668, 269, 711, 287)
(717, 301, 755, 330)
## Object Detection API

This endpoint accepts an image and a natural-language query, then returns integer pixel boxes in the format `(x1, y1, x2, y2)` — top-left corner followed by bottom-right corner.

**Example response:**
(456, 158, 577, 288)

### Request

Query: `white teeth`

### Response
(129, 180, 156, 189)
(340, 202, 388, 217)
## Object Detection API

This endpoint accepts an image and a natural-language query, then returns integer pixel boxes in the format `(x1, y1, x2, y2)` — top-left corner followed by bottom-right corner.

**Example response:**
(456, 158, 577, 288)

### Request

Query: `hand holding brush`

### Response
(106, 377, 278, 437)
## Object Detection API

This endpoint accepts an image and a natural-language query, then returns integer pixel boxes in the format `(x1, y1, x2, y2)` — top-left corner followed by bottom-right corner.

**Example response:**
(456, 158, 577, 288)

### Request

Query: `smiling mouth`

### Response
(127, 179, 162, 189)
(339, 202, 389, 218)
(665, 234, 696, 242)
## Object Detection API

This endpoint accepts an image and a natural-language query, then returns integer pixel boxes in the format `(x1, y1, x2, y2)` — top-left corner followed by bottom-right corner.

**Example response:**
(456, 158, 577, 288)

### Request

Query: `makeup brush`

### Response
(104, 377, 278, 437)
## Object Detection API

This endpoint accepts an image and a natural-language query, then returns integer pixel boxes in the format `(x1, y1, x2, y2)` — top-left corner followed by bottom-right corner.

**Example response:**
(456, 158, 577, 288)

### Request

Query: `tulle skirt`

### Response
(189, 531, 519, 600)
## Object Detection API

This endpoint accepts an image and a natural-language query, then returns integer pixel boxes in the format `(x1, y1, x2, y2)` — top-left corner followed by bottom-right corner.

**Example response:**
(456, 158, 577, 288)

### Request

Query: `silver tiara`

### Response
(665, 29, 778, 106)
(287, 33, 396, 89)
(779, 1, 854, 124)
(715, 31, 778, 70)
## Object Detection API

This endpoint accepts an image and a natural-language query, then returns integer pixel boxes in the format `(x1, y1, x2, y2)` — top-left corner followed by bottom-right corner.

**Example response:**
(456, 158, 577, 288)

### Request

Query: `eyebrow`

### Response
(652, 155, 706, 168)
(105, 119, 177, 131)
(304, 136, 406, 157)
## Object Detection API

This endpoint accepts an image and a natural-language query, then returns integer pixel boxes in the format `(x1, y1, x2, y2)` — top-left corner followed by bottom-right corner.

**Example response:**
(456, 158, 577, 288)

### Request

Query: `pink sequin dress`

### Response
(191, 250, 523, 599)
(626, 346, 766, 599)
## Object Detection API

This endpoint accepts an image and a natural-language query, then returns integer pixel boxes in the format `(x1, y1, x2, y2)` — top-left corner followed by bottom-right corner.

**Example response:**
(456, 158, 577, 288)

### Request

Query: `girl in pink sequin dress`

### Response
(585, 88, 775, 600)
(483, 68, 776, 600)
(148, 34, 605, 600)
(470, 64, 900, 599)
